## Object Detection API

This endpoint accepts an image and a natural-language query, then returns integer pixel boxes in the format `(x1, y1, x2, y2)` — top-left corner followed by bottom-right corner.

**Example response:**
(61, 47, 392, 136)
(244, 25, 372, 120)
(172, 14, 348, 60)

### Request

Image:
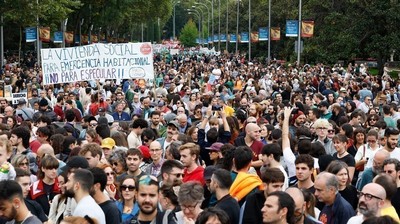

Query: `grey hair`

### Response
(178, 181, 204, 205)
(318, 171, 339, 192)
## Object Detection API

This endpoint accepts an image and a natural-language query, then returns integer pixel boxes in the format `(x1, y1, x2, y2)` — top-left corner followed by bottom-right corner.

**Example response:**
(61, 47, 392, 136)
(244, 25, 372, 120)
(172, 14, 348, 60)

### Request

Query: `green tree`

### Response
(180, 19, 198, 47)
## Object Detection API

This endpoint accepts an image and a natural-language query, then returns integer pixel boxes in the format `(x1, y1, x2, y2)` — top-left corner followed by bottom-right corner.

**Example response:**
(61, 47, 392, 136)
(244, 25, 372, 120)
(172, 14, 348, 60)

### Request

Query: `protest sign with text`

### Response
(41, 42, 154, 85)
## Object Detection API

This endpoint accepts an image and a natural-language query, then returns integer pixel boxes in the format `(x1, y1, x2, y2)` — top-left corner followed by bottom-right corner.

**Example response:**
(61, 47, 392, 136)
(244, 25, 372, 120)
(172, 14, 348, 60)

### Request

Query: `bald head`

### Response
(373, 150, 391, 173)
(245, 123, 259, 133)
(286, 187, 305, 206)
(37, 144, 55, 158)
(362, 183, 386, 201)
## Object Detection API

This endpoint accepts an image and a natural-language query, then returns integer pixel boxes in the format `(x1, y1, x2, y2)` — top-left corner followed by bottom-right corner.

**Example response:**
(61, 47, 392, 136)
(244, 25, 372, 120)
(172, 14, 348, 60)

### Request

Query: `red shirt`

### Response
(250, 140, 264, 161)
(183, 166, 205, 185)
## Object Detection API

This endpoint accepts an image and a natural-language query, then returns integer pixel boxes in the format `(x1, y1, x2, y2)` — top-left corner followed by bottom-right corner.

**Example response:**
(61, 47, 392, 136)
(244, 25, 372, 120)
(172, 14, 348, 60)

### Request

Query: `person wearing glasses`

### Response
(176, 181, 204, 223)
(145, 141, 164, 180)
(312, 119, 336, 156)
(314, 172, 355, 224)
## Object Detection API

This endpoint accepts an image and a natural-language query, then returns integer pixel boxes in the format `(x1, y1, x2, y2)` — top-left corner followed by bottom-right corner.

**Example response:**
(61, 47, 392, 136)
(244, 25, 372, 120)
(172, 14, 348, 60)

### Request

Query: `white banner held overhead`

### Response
(41, 42, 154, 85)
(12, 92, 28, 105)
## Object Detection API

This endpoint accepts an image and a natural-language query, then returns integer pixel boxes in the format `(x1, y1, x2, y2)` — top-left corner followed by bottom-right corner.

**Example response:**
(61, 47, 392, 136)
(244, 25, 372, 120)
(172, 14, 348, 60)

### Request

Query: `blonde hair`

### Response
(179, 143, 200, 160)
(312, 119, 330, 129)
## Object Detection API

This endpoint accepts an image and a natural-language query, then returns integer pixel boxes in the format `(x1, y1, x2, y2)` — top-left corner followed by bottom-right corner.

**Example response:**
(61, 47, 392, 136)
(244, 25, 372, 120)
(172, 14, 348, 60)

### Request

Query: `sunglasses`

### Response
(328, 130, 335, 133)
(105, 172, 115, 176)
(19, 162, 29, 166)
(90, 123, 98, 127)
(120, 185, 135, 191)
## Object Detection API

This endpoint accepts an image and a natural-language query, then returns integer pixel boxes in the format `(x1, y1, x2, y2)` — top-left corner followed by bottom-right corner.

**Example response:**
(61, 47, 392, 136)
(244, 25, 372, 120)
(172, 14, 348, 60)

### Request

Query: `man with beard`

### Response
(349, 184, 386, 224)
(118, 148, 145, 182)
(128, 175, 177, 224)
(383, 158, 400, 215)
(357, 149, 390, 190)
(10, 126, 37, 174)
(0, 180, 42, 224)
(149, 111, 165, 137)
(89, 167, 121, 224)
(286, 187, 319, 224)
(383, 127, 400, 158)
(157, 121, 179, 154)
(160, 160, 184, 187)
(234, 123, 264, 169)
(289, 110, 306, 138)
(210, 168, 240, 224)
(64, 169, 106, 224)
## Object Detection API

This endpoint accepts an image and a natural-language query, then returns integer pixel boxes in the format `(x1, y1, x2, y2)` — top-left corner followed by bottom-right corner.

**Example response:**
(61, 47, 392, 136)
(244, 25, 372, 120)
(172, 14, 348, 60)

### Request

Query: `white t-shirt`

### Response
(73, 195, 106, 224)
(346, 215, 364, 224)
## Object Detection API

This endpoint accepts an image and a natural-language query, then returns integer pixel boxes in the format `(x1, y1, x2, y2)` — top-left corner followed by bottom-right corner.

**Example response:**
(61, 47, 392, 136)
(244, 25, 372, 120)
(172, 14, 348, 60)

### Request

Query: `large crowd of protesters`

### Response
(0, 51, 400, 224)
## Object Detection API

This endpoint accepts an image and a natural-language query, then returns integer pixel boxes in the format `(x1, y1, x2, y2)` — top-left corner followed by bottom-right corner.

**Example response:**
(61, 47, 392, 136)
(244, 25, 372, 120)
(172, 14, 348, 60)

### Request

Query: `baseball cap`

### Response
(167, 120, 179, 129)
(206, 142, 224, 152)
(340, 87, 346, 92)
(101, 138, 116, 150)
(60, 156, 89, 172)
(204, 165, 217, 180)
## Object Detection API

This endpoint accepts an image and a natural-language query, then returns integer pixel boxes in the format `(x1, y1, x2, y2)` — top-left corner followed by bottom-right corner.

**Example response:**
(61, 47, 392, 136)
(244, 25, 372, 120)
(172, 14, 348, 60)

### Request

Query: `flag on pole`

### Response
(301, 21, 314, 37)
(251, 32, 259, 43)
(39, 27, 51, 42)
(271, 27, 280, 40)
(64, 32, 74, 44)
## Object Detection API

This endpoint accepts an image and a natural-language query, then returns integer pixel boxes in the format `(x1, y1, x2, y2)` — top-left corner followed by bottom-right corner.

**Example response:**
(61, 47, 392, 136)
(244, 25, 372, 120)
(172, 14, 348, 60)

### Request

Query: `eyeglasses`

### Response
(112, 162, 120, 167)
(150, 148, 162, 153)
(105, 172, 115, 176)
(120, 185, 135, 191)
(169, 173, 183, 178)
(143, 138, 150, 142)
(181, 202, 198, 211)
(19, 162, 29, 166)
(357, 191, 383, 201)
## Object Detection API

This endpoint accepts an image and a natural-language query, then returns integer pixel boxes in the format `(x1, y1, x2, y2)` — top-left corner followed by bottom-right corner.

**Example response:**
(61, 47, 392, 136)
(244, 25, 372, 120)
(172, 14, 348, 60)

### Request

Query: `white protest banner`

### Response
(41, 42, 154, 85)
(12, 92, 28, 105)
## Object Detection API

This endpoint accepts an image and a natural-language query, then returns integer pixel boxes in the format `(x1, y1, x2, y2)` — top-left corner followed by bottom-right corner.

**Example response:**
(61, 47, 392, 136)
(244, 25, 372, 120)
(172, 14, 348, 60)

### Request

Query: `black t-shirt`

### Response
(215, 195, 240, 224)
(333, 153, 355, 167)
(339, 185, 359, 210)
(242, 190, 265, 224)
(392, 187, 400, 216)
(25, 199, 48, 222)
(99, 200, 122, 224)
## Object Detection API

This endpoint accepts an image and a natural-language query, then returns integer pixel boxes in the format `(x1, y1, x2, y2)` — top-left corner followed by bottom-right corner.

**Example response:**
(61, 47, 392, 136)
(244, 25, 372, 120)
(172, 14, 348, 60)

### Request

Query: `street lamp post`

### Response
(248, 0, 251, 61)
(267, 0, 271, 64)
(192, 6, 205, 45)
(218, 0, 221, 51)
(297, 0, 302, 66)
(236, 0, 239, 54)
(36, 0, 40, 66)
(173, 1, 180, 40)
(226, 0, 229, 52)
(195, 2, 210, 47)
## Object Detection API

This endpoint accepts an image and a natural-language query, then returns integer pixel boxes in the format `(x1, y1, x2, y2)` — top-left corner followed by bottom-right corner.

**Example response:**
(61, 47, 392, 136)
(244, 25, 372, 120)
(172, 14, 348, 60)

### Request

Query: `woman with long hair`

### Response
(187, 93, 198, 114)
(29, 155, 61, 215)
(332, 134, 356, 182)
(348, 128, 366, 157)
(326, 160, 358, 210)
(115, 175, 139, 224)
(189, 105, 203, 124)
(354, 129, 380, 171)
(111, 131, 129, 151)
(99, 164, 118, 200)
(187, 126, 198, 143)
(85, 128, 100, 144)
(48, 172, 77, 224)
